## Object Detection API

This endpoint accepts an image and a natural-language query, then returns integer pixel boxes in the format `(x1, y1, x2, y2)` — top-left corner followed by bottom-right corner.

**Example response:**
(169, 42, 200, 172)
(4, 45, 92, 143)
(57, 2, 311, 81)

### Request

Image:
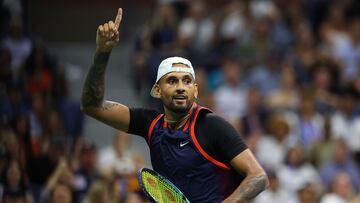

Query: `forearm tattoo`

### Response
(81, 52, 110, 108)
(231, 175, 267, 203)
(101, 101, 120, 110)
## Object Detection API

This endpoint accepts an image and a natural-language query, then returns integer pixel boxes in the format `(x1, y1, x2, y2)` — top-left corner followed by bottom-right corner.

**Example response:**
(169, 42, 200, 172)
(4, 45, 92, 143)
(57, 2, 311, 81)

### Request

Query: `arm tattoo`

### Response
(229, 175, 267, 203)
(101, 101, 120, 110)
(81, 52, 110, 108)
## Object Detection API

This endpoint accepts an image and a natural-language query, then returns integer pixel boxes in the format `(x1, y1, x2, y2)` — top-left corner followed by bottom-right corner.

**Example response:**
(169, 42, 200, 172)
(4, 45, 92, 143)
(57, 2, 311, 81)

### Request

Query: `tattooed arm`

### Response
(81, 8, 130, 132)
(222, 149, 269, 203)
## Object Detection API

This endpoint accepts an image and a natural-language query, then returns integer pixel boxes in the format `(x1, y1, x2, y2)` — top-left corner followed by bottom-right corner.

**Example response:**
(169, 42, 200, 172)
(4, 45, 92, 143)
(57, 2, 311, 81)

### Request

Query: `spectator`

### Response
(296, 184, 319, 203)
(39, 157, 73, 203)
(72, 140, 98, 203)
(82, 180, 112, 203)
(0, 158, 33, 202)
(241, 87, 267, 139)
(331, 17, 360, 82)
(307, 116, 336, 168)
(237, 17, 279, 69)
(23, 43, 54, 99)
(126, 154, 144, 193)
(2, 85, 29, 126)
(98, 131, 135, 176)
(214, 57, 247, 130)
(289, 21, 316, 86)
(26, 136, 67, 202)
(254, 172, 297, 203)
(178, 0, 216, 66)
(218, 0, 247, 49)
(293, 91, 324, 146)
(255, 114, 297, 170)
(319, 139, 360, 191)
(49, 183, 72, 203)
(320, 172, 354, 203)
(266, 66, 299, 112)
(1, 18, 32, 75)
(98, 131, 136, 198)
(277, 146, 322, 195)
(247, 51, 282, 97)
(44, 110, 66, 139)
(318, 2, 356, 83)
(2, 128, 20, 159)
(309, 60, 339, 113)
(194, 68, 214, 109)
(330, 86, 360, 154)
(147, 3, 178, 51)
(28, 93, 46, 139)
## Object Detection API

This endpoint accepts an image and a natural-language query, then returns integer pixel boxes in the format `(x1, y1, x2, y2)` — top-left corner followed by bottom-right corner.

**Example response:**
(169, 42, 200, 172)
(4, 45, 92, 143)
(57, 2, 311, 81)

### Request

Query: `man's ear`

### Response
(194, 83, 198, 99)
(153, 84, 161, 99)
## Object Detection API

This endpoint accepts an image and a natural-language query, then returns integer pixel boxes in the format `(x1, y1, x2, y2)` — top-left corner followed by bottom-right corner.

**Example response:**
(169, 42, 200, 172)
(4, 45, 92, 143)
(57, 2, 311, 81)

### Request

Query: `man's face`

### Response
(156, 71, 198, 114)
(52, 185, 72, 203)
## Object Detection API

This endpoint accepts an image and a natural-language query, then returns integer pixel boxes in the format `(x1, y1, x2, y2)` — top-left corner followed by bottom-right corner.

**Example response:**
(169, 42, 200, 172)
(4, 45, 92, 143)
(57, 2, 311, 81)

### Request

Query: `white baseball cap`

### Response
(150, 56, 195, 98)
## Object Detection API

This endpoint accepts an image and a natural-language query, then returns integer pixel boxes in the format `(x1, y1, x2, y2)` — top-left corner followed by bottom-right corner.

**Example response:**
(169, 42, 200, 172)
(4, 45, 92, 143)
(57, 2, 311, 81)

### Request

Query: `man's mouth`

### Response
(173, 95, 187, 102)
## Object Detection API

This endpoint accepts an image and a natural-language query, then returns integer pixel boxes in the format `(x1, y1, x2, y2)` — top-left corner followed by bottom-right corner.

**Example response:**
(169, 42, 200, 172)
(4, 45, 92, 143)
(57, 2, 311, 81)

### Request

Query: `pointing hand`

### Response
(96, 8, 123, 52)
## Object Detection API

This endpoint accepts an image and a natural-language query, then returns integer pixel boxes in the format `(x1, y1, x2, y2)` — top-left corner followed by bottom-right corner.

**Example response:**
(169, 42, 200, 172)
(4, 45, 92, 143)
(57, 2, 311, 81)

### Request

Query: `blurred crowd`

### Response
(132, 0, 360, 203)
(0, 0, 360, 203)
(0, 0, 148, 203)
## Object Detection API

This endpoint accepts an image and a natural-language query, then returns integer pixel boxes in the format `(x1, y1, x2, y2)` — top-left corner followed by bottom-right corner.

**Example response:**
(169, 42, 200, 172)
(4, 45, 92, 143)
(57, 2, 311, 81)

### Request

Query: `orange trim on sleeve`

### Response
(147, 114, 164, 144)
(190, 107, 231, 170)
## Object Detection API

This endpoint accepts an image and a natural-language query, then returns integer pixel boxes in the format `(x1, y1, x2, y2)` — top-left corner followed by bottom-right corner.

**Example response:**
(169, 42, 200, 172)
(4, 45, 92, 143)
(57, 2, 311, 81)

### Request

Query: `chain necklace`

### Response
(164, 113, 190, 129)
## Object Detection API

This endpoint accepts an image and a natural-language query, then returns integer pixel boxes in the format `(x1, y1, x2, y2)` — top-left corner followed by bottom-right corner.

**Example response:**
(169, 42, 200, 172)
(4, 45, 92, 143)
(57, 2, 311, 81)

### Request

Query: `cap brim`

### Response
(150, 84, 160, 98)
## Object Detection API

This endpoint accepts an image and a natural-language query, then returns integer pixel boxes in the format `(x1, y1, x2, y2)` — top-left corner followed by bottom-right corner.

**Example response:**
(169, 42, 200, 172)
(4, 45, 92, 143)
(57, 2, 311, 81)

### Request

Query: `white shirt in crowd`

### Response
(331, 112, 360, 152)
(98, 147, 135, 175)
(214, 84, 247, 121)
(277, 163, 322, 195)
(255, 134, 298, 171)
(320, 194, 348, 203)
(255, 188, 297, 203)
(2, 36, 32, 72)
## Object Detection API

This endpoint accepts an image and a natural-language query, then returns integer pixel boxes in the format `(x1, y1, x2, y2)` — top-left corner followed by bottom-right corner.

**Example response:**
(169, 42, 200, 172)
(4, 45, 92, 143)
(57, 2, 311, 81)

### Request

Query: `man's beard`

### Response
(164, 99, 194, 114)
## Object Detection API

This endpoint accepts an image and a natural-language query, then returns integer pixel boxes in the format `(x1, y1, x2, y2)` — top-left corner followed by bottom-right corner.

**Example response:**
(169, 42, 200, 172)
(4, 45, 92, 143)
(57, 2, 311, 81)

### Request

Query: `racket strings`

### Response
(142, 172, 186, 203)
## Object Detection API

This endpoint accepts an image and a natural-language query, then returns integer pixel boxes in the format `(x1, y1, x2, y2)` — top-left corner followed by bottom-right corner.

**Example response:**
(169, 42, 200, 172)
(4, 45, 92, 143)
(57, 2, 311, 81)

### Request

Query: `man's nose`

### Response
(176, 88, 185, 94)
(175, 82, 186, 92)
(176, 81, 186, 89)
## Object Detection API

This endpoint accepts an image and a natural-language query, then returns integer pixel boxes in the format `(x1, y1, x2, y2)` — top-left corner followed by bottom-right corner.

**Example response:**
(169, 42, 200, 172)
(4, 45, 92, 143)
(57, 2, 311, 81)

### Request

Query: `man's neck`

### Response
(164, 106, 193, 129)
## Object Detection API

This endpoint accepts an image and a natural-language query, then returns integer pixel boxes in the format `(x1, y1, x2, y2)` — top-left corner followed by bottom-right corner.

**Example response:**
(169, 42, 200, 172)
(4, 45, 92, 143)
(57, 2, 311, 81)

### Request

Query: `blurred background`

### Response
(0, 0, 359, 202)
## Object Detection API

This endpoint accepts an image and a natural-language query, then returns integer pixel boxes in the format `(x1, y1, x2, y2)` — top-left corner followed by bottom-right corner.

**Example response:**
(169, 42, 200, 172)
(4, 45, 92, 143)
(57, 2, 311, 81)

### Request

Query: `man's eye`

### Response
(184, 79, 191, 84)
(168, 79, 176, 84)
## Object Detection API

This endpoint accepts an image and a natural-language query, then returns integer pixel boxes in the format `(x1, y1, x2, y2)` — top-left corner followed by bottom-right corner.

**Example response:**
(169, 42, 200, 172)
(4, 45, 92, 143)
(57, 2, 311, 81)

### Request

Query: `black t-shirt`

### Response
(128, 108, 247, 163)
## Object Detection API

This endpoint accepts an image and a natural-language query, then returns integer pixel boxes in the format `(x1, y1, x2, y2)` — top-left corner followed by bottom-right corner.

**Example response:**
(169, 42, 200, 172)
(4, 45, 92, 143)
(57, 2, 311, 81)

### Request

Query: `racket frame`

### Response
(137, 167, 190, 203)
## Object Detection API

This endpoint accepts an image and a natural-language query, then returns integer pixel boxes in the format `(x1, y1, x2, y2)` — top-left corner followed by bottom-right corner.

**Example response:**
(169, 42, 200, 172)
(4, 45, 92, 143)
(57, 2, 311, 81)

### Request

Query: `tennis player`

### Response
(81, 8, 269, 202)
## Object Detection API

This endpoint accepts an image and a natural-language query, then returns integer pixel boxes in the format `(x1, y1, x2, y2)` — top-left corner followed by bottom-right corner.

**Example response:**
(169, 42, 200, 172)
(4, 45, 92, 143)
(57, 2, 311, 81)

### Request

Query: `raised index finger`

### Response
(114, 8, 123, 30)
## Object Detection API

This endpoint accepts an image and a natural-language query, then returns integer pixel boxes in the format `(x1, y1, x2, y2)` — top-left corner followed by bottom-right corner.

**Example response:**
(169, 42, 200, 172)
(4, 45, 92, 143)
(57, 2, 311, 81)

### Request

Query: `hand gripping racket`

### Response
(137, 168, 190, 203)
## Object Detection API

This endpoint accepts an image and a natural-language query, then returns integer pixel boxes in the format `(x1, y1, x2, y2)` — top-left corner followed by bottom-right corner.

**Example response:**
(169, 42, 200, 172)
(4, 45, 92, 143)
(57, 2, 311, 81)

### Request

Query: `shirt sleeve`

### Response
(127, 108, 159, 139)
(195, 112, 248, 163)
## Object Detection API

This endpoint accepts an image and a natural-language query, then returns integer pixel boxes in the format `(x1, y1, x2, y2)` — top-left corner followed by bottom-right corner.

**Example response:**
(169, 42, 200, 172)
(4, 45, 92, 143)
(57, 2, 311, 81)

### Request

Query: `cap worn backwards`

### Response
(150, 56, 195, 98)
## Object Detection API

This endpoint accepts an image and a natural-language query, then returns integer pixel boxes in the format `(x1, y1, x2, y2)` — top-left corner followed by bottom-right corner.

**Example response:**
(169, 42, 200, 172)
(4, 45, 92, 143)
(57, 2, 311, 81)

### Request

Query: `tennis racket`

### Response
(137, 168, 190, 203)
